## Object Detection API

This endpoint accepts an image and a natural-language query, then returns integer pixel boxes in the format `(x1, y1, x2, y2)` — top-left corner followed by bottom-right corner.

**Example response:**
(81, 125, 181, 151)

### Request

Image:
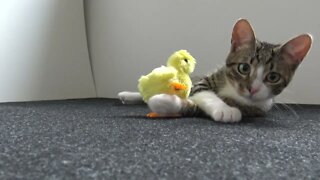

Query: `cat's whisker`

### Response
(289, 103, 303, 110)
(272, 103, 288, 117)
(276, 102, 300, 119)
(277, 95, 303, 110)
(285, 101, 303, 110)
(273, 103, 283, 112)
(278, 90, 304, 111)
(281, 88, 295, 95)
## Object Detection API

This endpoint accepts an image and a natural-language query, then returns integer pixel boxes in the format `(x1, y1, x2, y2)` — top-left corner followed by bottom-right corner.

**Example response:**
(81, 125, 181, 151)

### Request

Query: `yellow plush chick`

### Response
(138, 50, 196, 117)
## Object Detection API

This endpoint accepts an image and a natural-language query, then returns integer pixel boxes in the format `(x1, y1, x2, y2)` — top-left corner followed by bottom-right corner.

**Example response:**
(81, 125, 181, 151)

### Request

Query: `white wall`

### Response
(0, 0, 96, 102)
(86, 0, 319, 104)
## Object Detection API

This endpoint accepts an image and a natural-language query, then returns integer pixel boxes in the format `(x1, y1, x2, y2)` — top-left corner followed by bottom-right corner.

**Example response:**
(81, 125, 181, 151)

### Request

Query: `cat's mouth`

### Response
(243, 92, 257, 101)
(247, 94, 260, 101)
(243, 91, 270, 102)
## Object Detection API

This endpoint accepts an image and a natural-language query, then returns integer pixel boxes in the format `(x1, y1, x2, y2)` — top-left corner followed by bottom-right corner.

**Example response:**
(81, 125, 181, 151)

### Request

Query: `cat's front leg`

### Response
(190, 91, 242, 123)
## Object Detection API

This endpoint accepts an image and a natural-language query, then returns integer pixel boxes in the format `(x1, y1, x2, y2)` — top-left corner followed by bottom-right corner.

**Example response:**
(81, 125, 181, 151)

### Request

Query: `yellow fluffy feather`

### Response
(138, 50, 196, 102)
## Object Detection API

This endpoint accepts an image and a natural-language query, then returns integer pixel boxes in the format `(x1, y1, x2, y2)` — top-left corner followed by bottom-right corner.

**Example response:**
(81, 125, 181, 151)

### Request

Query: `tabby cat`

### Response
(118, 19, 312, 123)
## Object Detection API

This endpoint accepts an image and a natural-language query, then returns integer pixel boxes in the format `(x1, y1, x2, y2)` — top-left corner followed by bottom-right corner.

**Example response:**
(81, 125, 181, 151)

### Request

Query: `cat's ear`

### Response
(231, 19, 256, 52)
(280, 34, 313, 65)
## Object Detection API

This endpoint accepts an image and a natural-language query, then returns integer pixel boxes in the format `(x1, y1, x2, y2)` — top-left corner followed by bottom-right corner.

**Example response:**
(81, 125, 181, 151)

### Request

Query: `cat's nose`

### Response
(248, 87, 260, 95)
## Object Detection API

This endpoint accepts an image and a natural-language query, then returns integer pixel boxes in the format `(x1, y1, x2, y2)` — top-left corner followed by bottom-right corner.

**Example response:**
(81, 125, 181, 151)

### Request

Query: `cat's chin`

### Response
(246, 96, 265, 102)
(244, 94, 272, 102)
(240, 92, 267, 102)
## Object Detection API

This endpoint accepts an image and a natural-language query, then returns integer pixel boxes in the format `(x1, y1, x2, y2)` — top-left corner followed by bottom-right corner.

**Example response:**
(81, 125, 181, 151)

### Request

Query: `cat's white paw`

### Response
(147, 94, 182, 114)
(210, 105, 242, 123)
(118, 91, 143, 104)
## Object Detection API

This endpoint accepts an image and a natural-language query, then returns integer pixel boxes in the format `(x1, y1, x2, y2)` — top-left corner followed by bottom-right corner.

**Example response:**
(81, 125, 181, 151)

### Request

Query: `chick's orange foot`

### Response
(146, 112, 182, 118)
(146, 112, 160, 118)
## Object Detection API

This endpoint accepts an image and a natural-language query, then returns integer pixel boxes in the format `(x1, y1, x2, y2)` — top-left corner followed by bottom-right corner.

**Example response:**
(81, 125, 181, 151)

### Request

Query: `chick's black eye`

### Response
(238, 63, 251, 75)
(184, 59, 188, 63)
(266, 72, 281, 83)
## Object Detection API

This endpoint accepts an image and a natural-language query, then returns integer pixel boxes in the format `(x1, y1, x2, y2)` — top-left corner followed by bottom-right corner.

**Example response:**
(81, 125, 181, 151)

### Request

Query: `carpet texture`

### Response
(0, 98, 320, 179)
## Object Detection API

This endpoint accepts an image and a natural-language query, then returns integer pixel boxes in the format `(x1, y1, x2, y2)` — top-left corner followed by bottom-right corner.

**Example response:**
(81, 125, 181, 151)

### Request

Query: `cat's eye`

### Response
(184, 59, 188, 63)
(238, 63, 251, 75)
(266, 72, 281, 83)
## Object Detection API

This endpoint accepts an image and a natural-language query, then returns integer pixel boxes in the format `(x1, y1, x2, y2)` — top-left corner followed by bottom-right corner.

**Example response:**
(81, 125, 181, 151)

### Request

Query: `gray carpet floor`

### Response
(0, 98, 320, 179)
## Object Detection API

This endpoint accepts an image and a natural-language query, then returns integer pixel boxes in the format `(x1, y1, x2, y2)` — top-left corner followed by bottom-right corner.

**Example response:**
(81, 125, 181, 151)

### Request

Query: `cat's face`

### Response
(225, 19, 312, 102)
